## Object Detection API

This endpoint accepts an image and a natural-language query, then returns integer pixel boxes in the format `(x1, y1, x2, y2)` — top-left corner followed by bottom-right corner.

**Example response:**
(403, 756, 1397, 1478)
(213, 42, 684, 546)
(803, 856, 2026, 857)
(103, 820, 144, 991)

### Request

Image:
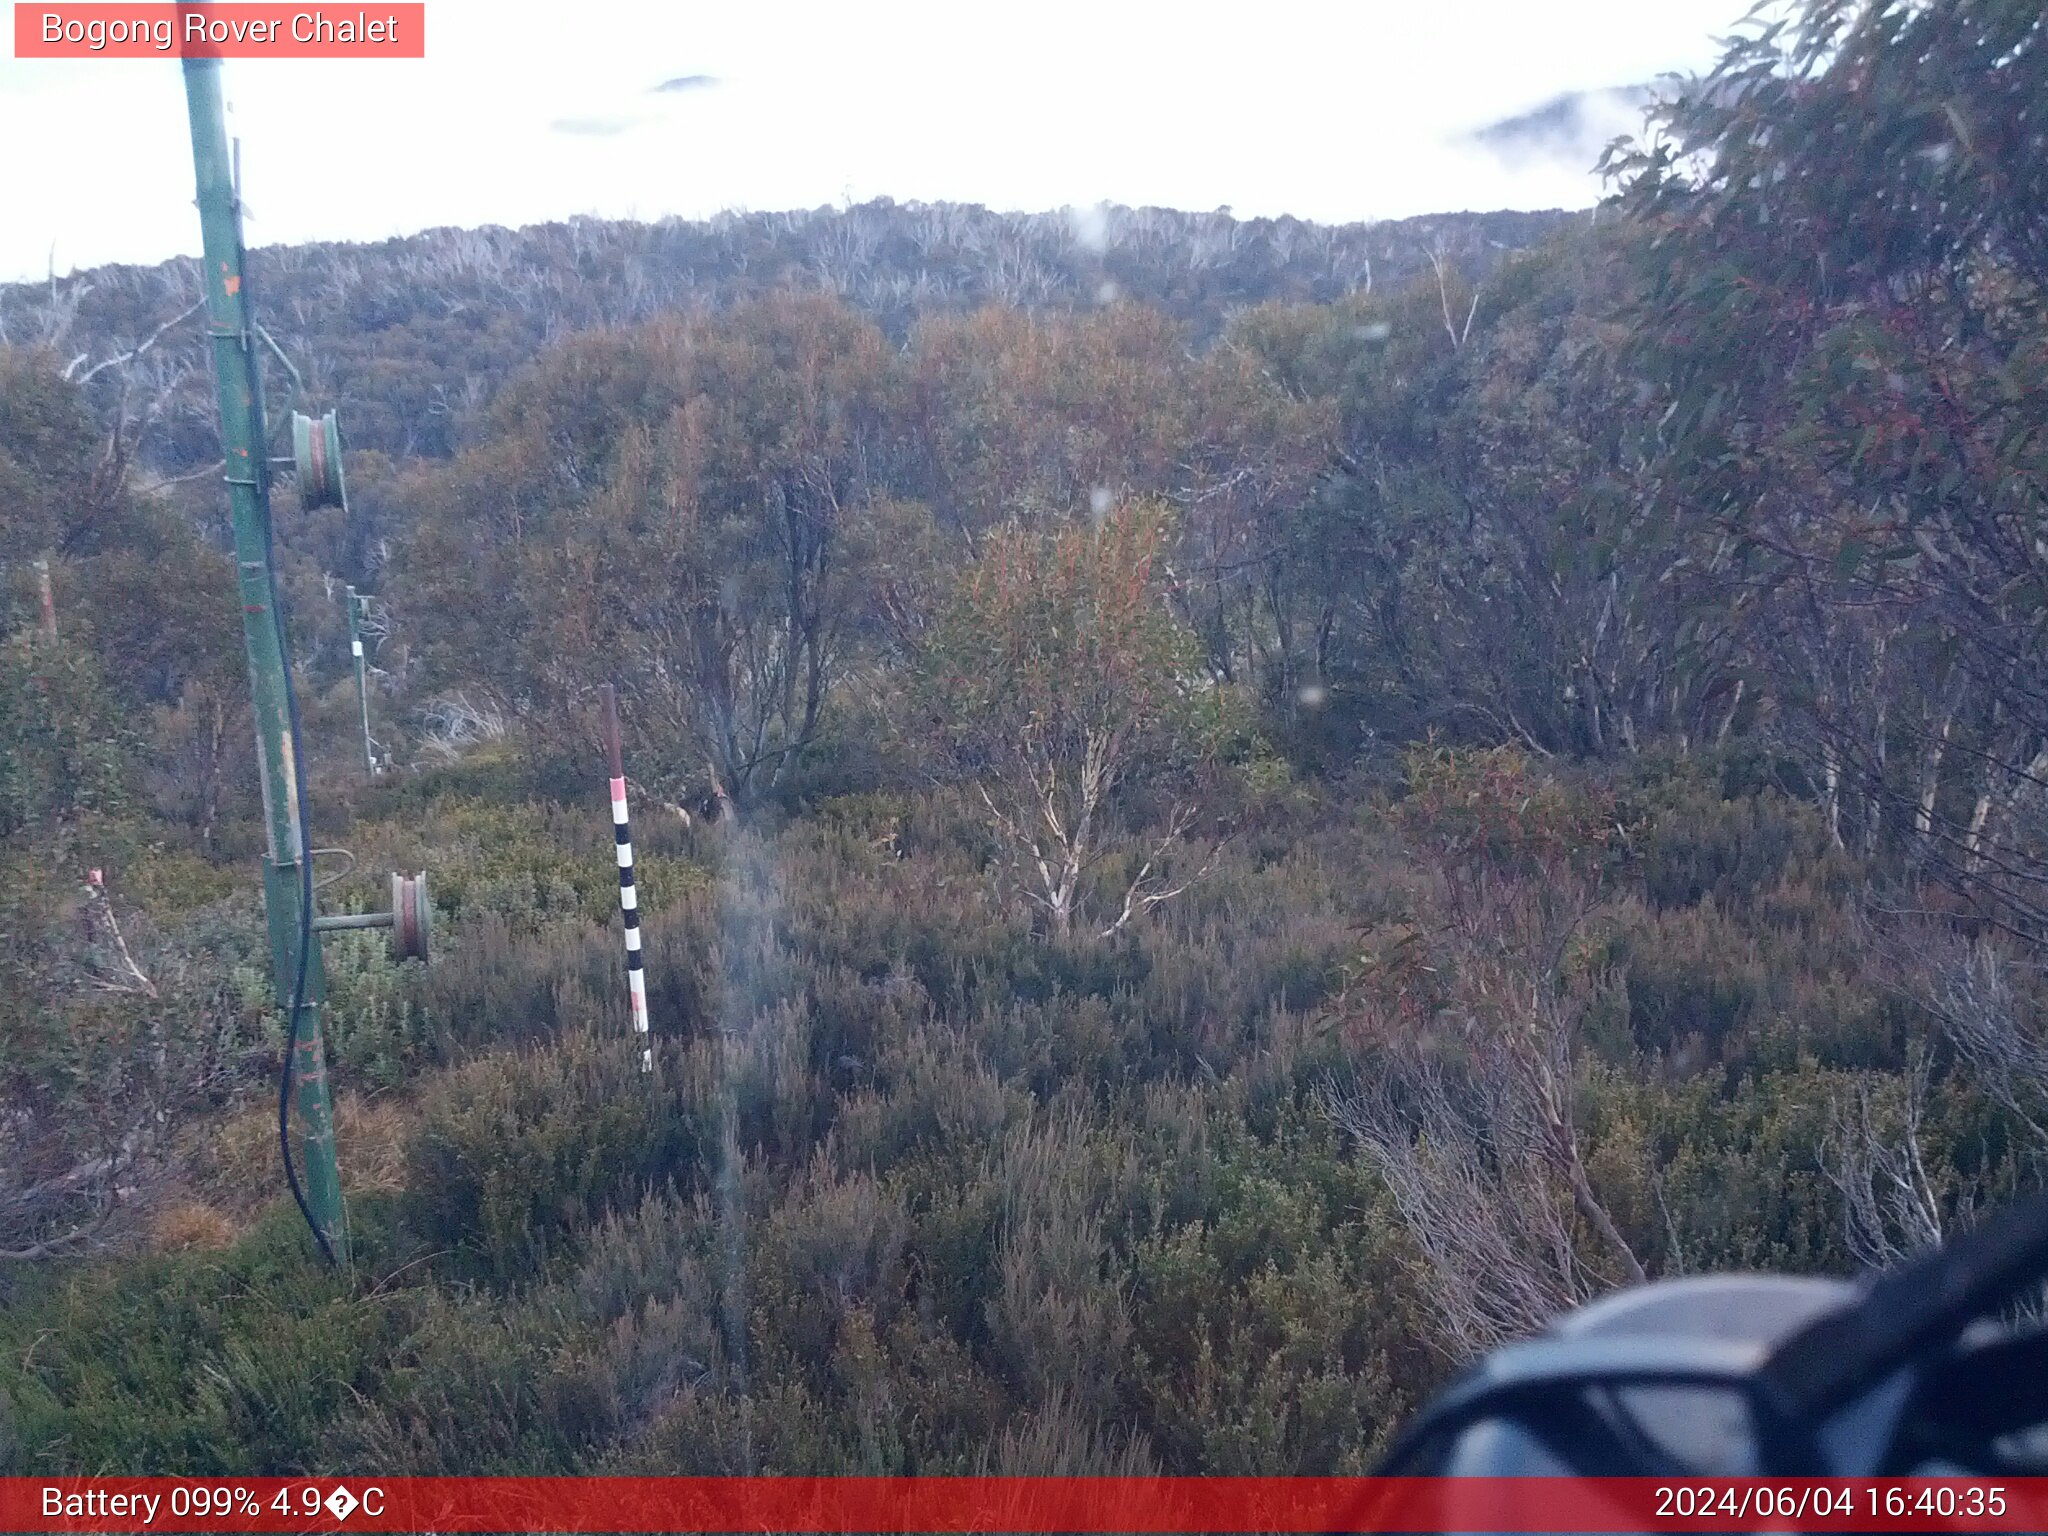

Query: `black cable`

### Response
(273, 570, 333, 1266)
(236, 208, 336, 1267)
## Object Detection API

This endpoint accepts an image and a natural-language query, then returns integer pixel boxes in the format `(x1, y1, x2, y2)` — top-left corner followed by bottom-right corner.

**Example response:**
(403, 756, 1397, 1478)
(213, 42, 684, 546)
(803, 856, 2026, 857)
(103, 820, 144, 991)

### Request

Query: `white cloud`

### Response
(1, 0, 1741, 283)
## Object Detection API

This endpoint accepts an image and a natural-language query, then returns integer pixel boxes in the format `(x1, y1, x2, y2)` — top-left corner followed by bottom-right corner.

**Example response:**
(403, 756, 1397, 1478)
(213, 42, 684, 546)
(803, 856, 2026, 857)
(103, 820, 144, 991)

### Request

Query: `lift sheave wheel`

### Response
(292, 409, 348, 510)
(390, 871, 430, 962)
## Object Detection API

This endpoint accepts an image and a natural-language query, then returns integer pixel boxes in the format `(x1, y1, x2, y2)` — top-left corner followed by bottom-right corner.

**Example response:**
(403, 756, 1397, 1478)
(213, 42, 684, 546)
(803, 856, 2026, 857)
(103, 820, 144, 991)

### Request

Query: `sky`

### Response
(0, 0, 1748, 284)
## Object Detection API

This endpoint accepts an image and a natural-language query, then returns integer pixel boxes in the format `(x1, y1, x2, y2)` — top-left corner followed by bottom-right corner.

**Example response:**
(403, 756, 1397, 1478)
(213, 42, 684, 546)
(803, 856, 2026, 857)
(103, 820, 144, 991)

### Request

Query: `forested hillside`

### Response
(1, 203, 1571, 468)
(3, 0, 2045, 1478)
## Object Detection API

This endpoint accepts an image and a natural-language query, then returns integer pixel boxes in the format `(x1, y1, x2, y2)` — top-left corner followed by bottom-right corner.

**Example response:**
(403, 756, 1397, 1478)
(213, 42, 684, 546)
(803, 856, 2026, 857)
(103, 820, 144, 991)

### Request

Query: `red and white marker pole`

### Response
(600, 685, 652, 1073)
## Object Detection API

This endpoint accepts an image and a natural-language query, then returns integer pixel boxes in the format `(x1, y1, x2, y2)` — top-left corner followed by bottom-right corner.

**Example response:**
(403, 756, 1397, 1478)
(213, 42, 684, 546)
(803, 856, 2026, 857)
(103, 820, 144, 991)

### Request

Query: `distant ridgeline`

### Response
(0, 201, 1576, 471)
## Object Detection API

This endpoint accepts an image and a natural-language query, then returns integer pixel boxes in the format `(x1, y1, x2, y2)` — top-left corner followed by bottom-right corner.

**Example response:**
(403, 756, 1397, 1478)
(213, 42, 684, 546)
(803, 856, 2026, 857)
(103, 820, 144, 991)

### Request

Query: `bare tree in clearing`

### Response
(913, 501, 1226, 940)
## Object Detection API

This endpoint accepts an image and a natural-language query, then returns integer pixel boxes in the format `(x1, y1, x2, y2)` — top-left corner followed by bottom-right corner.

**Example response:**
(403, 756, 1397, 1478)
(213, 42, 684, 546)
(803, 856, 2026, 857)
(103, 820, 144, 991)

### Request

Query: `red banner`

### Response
(3, 1477, 2046, 1533)
(13, 5, 425, 58)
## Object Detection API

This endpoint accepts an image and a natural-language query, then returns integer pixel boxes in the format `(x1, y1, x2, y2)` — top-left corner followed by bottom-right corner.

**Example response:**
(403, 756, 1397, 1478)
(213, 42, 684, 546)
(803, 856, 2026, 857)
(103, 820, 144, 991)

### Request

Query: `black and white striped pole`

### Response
(345, 585, 377, 776)
(600, 684, 652, 1072)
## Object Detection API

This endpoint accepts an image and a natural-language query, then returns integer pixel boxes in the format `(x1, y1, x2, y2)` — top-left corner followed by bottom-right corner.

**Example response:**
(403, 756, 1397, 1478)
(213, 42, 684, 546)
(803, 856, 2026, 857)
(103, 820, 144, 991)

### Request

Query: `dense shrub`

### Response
(6, 755, 2044, 1474)
(403, 1031, 710, 1285)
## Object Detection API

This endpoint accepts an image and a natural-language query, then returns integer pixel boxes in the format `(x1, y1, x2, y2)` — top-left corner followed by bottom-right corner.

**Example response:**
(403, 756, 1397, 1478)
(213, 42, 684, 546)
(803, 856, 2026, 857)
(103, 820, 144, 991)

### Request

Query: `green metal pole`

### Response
(347, 586, 375, 775)
(183, 58, 348, 1263)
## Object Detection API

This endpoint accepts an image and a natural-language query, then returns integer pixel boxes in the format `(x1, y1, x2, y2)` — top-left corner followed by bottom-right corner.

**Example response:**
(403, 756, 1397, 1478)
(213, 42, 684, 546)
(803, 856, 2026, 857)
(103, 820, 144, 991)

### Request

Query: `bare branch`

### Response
(1322, 868, 1643, 1355)
(79, 877, 159, 999)
(1822, 1054, 1949, 1269)
(62, 300, 202, 386)
(1098, 805, 1220, 938)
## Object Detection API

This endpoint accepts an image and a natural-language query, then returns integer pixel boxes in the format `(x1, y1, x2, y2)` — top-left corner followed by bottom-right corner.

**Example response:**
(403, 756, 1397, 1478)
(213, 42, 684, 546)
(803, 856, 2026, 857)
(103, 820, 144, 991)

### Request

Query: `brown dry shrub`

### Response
(337, 1091, 413, 1195)
(187, 1101, 276, 1219)
(150, 1199, 236, 1252)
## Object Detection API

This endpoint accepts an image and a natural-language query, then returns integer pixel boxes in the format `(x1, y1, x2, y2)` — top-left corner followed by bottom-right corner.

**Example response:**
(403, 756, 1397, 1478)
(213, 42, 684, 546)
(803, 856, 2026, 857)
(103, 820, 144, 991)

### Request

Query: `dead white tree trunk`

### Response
(1823, 1054, 1948, 1269)
(1427, 245, 1480, 352)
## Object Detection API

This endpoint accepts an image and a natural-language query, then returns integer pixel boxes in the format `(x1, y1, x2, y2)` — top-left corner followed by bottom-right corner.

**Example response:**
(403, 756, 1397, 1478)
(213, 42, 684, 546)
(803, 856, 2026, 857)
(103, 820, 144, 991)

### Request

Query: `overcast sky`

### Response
(1, 0, 1746, 284)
